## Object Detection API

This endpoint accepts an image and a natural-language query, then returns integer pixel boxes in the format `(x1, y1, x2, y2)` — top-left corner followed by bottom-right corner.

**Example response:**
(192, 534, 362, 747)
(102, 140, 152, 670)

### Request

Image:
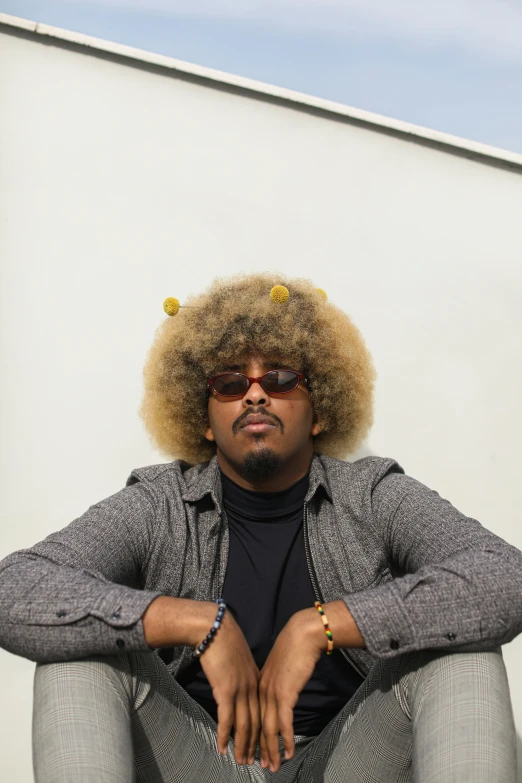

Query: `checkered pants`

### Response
(33, 648, 517, 782)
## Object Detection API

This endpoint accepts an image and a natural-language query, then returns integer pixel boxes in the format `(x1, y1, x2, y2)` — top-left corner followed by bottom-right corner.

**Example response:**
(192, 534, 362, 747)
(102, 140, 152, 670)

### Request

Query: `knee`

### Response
(396, 647, 512, 715)
(33, 653, 138, 703)
(401, 646, 506, 681)
(33, 651, 161, 715)
(35, 653, 124, 680)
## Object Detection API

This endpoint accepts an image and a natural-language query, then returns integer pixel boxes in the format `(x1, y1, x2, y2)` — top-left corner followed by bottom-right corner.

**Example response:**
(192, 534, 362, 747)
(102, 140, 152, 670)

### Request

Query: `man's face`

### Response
(205, 355, 321, 485)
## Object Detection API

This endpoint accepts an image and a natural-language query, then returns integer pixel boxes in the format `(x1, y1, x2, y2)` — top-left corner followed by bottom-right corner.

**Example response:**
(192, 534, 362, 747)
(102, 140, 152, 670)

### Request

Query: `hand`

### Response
(258, 609, 325, 773)
(142, 597, 261, 766)
(199, 610, 261, 766)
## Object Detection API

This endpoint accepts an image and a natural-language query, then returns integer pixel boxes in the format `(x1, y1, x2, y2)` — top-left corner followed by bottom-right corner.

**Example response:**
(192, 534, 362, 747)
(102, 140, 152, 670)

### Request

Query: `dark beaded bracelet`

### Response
(192, 599, 227, 658)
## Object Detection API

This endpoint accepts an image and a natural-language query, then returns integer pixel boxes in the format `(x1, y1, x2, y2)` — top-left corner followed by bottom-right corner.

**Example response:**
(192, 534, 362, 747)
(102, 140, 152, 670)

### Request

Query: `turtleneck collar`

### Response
(220, 470, 309, 524)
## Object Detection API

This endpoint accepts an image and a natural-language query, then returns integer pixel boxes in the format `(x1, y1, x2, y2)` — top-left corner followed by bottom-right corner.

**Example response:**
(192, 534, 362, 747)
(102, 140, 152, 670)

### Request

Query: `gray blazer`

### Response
(0, 454, 521, 680)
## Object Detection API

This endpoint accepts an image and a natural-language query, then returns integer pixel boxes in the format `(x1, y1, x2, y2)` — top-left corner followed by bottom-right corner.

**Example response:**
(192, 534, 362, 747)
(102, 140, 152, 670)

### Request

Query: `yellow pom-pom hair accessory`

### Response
(163, 296, 202, 316)
(269, 285, 290, 304)
(163, 297, 181, 316)
(316, 288, 327, 300)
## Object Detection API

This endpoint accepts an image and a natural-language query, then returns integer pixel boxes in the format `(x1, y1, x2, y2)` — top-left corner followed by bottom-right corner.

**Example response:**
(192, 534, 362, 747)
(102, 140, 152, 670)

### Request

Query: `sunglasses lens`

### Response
(262, 370, 300, 393)
(212, 374, 249, 396)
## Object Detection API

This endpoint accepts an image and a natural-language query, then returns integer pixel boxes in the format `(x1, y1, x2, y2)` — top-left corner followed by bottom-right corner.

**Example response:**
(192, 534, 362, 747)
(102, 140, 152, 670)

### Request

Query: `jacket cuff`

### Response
(343, 583, 417, 658)
(91, 586, 161, 630)
(89, 587, 162, 652)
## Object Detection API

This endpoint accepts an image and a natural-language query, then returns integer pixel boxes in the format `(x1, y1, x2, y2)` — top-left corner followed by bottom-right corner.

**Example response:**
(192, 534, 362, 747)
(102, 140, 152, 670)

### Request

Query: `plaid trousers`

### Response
(33, 647, 517, 783)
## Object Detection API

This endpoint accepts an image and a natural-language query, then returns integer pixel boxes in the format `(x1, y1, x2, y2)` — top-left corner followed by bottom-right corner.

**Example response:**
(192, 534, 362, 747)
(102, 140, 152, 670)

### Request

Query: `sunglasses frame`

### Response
(208, 368, 308, 399)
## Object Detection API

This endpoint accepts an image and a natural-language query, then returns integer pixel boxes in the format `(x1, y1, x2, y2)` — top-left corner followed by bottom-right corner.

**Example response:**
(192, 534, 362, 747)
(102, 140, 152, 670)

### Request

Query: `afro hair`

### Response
(141, 273, 375, 464)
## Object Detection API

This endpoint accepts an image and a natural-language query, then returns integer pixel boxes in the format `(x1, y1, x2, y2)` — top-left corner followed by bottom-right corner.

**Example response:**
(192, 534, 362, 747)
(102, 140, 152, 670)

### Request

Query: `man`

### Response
(0, 272, 521, 782)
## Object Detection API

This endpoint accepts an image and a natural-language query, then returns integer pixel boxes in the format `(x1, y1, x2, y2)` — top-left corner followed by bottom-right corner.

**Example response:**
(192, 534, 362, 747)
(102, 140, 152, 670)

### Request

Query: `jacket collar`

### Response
(182, 456, 224, 511)
(181, 453, 332, 513)
(306, 455, 333, 503)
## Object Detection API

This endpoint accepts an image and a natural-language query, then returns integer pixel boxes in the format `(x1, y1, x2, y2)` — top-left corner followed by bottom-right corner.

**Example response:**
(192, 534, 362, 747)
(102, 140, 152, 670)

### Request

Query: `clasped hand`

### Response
(199, 608, 324, 774)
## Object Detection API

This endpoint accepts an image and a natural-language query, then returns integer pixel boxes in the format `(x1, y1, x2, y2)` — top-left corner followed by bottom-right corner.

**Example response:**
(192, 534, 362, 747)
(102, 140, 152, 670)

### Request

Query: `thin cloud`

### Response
(64, 0, 522, 62)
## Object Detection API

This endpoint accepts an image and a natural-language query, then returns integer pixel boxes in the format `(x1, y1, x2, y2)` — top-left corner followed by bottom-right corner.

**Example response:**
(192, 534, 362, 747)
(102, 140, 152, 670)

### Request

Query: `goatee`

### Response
(241, 447, 280, 479)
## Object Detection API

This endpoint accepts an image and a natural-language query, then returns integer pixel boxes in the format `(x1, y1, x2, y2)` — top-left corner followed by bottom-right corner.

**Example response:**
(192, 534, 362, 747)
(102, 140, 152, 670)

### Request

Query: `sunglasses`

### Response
(208, 369, 308, 398)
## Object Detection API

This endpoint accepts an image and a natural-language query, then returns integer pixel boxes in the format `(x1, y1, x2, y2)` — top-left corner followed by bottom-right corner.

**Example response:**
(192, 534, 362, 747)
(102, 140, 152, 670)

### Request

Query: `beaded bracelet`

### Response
(314, 601, 334, 655)
(192, 599, 227, 658)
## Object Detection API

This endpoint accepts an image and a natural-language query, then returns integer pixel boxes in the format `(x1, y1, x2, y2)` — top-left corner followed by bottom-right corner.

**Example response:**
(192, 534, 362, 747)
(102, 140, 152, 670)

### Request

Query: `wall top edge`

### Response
(1, 11, 522, 171)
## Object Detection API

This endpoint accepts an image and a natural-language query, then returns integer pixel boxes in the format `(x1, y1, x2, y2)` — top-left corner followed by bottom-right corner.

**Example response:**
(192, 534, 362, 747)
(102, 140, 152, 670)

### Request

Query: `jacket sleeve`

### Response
(0, 482, 162, 663)
(344, 468, 522, 659)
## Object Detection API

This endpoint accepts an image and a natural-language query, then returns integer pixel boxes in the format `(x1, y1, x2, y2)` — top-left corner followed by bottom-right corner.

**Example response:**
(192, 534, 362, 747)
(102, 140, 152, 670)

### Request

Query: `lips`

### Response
(239, 414, 278, 432)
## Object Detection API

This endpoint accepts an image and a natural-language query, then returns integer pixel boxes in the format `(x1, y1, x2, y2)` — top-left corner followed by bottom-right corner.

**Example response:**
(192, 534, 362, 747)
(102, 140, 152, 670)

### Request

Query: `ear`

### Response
(205, 425, 215, 442)
(311, 420, 322, 437)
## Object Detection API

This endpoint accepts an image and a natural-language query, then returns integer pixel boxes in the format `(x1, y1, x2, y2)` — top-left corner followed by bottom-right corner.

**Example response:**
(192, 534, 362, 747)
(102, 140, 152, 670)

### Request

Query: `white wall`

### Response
(1, 25, 521, 781)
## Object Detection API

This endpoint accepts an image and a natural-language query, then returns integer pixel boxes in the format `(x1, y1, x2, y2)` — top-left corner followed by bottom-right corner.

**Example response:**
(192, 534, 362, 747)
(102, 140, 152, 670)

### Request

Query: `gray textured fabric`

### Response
(32, 648, 517, 782)
(1, 455, 522, 680)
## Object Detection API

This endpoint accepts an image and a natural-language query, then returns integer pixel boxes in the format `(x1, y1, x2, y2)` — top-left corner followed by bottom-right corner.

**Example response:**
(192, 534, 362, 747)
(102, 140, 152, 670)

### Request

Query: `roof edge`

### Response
(2, 11, 522, 171)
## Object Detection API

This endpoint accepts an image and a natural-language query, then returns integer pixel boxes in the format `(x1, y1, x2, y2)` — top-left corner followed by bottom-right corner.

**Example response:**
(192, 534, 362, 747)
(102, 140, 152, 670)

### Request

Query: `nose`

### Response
(243, 380, 269, 407)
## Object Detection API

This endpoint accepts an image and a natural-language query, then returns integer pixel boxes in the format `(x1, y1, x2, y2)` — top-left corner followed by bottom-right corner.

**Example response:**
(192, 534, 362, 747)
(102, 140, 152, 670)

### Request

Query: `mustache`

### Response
(232, 407, 284, 436)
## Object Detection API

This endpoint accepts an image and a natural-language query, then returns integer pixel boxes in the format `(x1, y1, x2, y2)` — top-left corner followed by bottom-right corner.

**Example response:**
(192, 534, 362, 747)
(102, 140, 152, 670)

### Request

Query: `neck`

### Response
(216, 447, 313, 492)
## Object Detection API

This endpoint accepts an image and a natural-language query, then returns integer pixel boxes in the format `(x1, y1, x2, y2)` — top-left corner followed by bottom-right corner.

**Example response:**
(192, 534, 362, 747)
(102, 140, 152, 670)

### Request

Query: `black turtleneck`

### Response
(177, 471, 363, 737)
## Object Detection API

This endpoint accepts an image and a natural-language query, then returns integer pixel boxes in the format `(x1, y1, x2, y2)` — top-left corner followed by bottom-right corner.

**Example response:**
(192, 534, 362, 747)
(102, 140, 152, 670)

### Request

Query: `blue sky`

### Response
(3, 0, 522, 154)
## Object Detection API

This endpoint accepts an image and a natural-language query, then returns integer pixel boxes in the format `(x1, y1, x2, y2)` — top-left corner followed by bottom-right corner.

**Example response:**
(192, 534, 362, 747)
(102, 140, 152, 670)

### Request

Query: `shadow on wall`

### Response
(517, 733, 522, 783)
(347, 443, 377, 462)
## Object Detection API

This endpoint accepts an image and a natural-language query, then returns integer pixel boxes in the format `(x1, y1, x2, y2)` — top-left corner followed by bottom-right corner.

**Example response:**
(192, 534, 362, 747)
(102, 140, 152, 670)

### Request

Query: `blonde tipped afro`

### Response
(141, 273, 375, 464)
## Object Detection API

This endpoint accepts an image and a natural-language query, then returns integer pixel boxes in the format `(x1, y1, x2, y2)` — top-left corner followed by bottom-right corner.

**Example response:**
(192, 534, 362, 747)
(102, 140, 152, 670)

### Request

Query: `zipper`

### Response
(303, 502, 366, 680)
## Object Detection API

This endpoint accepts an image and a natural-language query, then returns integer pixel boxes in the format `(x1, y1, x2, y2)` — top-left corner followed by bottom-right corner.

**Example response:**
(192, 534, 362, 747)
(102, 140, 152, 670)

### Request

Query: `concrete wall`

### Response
(1, 22, 521, 781)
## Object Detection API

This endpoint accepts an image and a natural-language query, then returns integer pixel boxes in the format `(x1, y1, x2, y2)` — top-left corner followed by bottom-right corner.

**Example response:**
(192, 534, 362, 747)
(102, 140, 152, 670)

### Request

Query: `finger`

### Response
(248, 693, 261, 765)
(233, 697, 251, 765)
(258, 686, 269, 768)
(278, 703, 295, 760)
(216, 700, 234, 756)
(259, 729, 269, 769)
(263, 700, 282, 773)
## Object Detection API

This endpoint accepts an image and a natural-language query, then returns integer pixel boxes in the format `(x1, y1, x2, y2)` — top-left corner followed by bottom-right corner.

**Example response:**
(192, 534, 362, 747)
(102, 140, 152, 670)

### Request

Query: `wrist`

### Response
(322, 600, 365, 649)
(291, 600, 365, 654)
(142, 596, 218, 649)
(192, 598, 227, 659)
(294, 607, 329, 654)
(187, 601, 222, 648)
